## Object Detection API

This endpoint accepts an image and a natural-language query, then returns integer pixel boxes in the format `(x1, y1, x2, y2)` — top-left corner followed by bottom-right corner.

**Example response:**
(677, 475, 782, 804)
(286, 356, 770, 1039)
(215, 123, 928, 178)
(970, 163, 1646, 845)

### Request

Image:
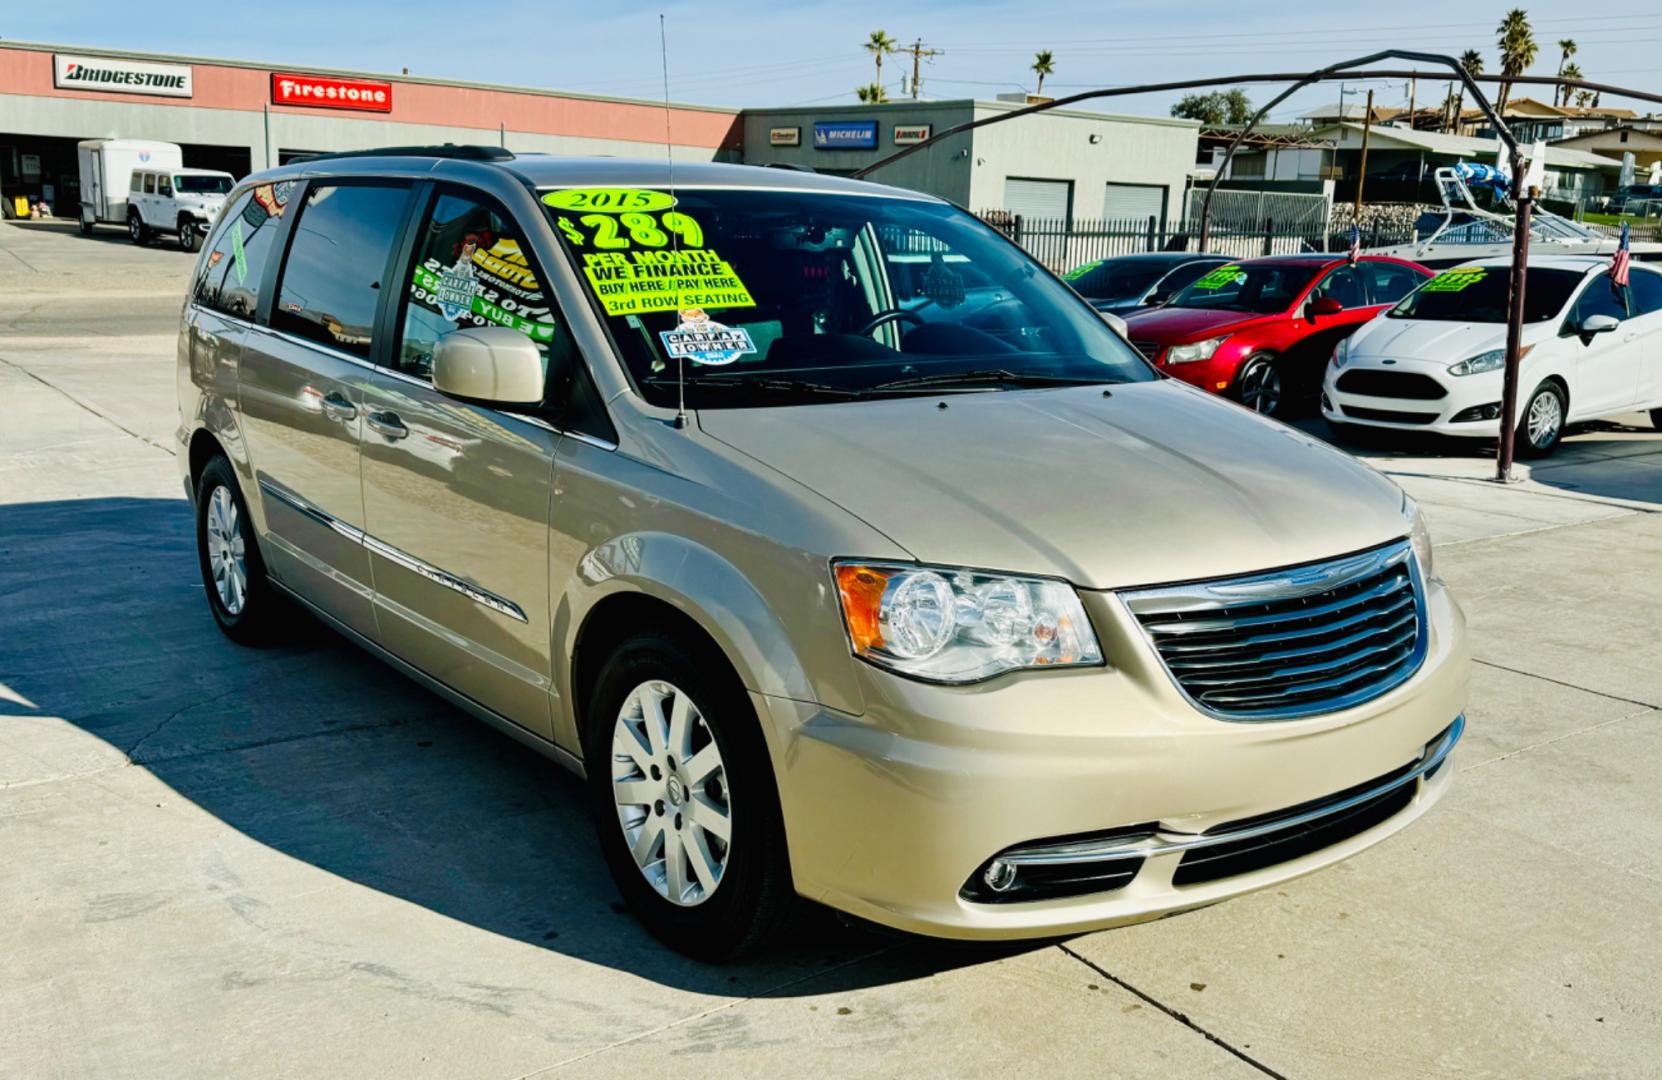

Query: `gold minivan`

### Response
(178, 147, 1468, 958)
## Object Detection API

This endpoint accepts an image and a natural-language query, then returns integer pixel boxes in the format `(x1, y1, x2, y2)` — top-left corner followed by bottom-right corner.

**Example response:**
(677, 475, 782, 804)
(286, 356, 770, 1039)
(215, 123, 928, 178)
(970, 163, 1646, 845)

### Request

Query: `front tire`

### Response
(128, 211, 149, 246)
(584, 631, 795, 960)
(1235, 355, 1284, 416)
(177, 218, 200, 253)
(195, 455, 282, 643)
(1516, 382, 1567, 458)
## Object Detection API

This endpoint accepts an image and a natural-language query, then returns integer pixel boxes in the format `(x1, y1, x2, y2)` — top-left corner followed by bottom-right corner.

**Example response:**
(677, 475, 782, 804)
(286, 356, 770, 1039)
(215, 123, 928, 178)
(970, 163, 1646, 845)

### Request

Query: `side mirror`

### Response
(432, 326, 545, 406)
(1308, 295, 1344, 318)
(1099, 310, 1129, 338)
(1579, 313, 1619, 337)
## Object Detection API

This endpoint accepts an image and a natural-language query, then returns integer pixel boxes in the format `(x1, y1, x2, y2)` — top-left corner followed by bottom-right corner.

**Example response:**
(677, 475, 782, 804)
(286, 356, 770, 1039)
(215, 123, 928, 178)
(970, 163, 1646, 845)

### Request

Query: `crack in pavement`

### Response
(1056, 943, 1290, 1079)
(0, 354, 176, 457)
(1472, 657, 1661, 712)
(125, 686, 246, 759)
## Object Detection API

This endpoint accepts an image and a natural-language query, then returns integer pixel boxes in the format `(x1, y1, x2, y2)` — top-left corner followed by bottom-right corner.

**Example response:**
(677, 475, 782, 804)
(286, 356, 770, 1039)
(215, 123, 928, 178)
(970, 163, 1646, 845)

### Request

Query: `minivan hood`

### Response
(698, 382, 1406, 590)
(1121, 306, 1269, 342)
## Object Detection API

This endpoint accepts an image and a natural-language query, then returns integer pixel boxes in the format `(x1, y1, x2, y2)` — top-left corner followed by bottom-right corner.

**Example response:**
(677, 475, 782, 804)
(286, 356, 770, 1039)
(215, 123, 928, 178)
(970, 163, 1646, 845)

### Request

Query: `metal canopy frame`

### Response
(852, 56, 1662, 481)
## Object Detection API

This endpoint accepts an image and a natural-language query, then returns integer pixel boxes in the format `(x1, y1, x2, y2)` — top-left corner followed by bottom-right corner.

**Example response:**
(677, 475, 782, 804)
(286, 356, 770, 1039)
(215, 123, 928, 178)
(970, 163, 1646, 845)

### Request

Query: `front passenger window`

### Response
(1313, 266, 1366, 308)
(1566, 273, 1631, 330)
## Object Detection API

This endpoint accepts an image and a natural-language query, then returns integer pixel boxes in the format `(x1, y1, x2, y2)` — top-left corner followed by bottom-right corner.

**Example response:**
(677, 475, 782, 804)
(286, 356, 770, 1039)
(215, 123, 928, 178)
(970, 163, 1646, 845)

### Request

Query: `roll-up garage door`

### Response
(1102, 182, 1167, 226)
(1003, 177, 1073, 223)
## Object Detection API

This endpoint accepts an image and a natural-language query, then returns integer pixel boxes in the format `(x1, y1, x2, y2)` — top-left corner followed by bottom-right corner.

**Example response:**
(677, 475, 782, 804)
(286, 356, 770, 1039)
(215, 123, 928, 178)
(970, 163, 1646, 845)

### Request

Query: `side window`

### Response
(143, 173, 157, 195)
(1312, 265, 1367, 308)
(158, 174, 173, 198)
(195, 182, 295, 320)
(396, 189, 612, 440)
(130, 170, 143, 194)
(271, 183, 411, 358)
(1630, 270, 1662, 316)
(1364, 263, 1423, 306)
(1567, 273, 1632, 328)
(1160, 260, 1223, 294)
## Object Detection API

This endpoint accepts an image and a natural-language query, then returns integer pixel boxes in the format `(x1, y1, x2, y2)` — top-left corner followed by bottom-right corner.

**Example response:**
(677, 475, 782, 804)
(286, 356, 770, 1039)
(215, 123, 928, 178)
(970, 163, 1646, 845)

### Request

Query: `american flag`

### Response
(1611, 221, 1631, 288)
(1347, 222, 1361, 265)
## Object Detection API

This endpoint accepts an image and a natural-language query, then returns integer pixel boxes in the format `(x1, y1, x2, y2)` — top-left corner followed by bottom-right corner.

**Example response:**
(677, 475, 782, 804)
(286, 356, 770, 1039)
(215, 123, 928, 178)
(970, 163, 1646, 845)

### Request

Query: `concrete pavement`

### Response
(4, 219, 1662, 1078)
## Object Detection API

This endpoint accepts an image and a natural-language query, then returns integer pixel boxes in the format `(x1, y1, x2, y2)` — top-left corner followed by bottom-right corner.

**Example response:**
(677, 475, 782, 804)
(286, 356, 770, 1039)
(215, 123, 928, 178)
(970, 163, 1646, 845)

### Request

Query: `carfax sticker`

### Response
(658, 309, 757, 366)
(1193, 265, 1246, 290)
(1423, 269, 1487, 292)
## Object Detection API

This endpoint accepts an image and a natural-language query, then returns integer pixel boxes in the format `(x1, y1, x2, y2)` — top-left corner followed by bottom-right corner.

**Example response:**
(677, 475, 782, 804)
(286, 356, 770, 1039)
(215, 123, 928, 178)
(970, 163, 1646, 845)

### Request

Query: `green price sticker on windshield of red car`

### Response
(1423, 269, 1487, 293)
(1194, 265, 1245, 290)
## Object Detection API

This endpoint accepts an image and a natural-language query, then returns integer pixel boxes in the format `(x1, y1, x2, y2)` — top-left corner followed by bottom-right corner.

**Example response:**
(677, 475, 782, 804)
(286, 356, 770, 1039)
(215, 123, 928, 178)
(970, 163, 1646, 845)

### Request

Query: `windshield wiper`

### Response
(641, 374, 864, 399)
(867, 369, 1113, 393)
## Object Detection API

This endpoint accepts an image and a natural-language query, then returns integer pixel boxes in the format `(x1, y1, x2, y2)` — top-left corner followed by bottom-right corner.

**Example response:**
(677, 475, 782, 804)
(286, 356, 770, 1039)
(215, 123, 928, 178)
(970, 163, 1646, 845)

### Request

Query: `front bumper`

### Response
(1323, 360, 1507, 437)
(760, 574, 1469, 940)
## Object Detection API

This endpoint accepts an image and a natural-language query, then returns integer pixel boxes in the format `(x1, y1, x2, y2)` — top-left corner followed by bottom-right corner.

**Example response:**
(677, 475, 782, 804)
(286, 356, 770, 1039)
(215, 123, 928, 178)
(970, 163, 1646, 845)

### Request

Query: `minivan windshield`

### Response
(541, 187, 1155, 408)
(175, 174, 233, 194)
(1164, 262, 1321, 314)
(1388, 266, 1582, 323)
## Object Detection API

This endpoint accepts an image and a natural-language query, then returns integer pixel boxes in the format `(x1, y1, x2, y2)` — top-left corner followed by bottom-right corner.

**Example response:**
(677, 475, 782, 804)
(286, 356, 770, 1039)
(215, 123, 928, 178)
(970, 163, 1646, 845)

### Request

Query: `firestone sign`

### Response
(54, 54, 193, 98)
(271, 72, 393, 112)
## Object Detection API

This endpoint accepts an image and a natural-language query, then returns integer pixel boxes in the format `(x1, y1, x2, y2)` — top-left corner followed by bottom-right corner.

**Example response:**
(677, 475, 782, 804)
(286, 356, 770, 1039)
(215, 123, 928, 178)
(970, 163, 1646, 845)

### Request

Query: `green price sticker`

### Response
(231, 222, 248, 285)
(542, 188, 677, 213)
(1063, 260, 1102, 282)
(1194, 265, 1245, 290)
(1423, 269, 1487, 293)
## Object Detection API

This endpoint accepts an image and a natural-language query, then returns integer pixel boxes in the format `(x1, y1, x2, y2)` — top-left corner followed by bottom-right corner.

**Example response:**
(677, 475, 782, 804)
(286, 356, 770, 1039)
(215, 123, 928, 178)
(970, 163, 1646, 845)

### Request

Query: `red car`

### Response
(1120, 254, 1432, 415)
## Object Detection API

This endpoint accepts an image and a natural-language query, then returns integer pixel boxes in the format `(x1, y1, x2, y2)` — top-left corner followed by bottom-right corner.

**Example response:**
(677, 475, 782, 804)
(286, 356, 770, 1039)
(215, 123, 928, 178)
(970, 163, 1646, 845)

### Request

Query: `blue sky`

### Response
(9, 2, 1660, 119)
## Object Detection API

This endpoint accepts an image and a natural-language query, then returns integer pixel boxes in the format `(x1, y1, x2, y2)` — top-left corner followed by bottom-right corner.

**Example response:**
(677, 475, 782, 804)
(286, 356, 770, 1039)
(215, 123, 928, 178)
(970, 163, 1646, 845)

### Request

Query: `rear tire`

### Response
(195, 455, 283, 644)
(583, 630, 796, 961)
(1516, 382, 1567, 459)
(128, 210, 149, 246)
(177, 217, 200, 253)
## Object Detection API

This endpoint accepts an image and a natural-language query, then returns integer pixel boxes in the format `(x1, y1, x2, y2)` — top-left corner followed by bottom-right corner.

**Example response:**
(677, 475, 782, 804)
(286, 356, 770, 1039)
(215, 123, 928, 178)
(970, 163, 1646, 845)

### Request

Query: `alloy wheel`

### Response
(1527, 389, 1563, 449)
(611, 680, 732, 907)
(205, 485, 248, 615)
(1240, 360, 1281, 415)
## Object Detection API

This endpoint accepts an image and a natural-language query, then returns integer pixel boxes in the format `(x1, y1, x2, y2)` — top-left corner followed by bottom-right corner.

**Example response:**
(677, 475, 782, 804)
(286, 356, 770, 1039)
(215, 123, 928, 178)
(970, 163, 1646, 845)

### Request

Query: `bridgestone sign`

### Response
(54, 54, 193, 98)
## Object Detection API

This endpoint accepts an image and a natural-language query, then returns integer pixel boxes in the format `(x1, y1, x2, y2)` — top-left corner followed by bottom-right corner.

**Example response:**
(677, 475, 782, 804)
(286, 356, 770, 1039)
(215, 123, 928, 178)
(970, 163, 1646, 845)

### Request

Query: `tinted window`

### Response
(158, 174, 173, 198)
(195, 182, 295, 320)
(1631, 269, 1662, 315)
(1167, 262, 1322, 314)
(143, 174, 156, 195)
(272, 183, 411, 358)
(1364, 262, 1424, 305)
(542, 188, 1154, 410)
(177, 174, 233, 194)
(1065, 259, 1169, 301)
(1158, 259, 1225, 294)
(1567, 272, 1631, 327)
(1312, 265, 1367, 308)
(1390, 267, 1582, 323)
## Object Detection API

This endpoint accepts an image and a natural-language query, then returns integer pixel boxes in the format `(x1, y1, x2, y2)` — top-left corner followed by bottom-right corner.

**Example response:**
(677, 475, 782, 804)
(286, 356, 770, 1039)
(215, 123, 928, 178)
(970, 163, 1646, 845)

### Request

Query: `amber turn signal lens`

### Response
(835, 564, 889, 653)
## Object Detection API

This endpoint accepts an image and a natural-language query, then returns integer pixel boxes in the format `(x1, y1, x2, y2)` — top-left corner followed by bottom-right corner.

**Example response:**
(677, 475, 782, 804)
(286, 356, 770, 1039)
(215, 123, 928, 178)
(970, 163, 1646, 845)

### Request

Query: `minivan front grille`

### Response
(1121, 540, 1426, 720)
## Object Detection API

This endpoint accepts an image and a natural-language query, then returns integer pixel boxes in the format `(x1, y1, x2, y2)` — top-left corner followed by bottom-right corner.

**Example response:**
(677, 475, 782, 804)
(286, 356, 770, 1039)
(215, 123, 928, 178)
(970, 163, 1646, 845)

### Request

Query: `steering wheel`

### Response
(856, 308, 927, 337)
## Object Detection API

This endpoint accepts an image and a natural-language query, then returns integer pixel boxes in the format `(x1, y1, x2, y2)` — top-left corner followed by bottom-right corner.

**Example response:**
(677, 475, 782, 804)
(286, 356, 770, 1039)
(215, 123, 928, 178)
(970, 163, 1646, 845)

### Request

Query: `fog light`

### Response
(1450, 402, 1503, 423)
(982, 858, 1018, 893)
(1321, 391, 1334, 413)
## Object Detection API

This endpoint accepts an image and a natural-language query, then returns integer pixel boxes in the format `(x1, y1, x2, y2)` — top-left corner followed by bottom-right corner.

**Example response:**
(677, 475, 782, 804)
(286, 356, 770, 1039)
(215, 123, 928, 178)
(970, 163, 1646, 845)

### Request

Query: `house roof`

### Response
(1553, 125, 1662, 148)
(1310, 122, 1621, 171)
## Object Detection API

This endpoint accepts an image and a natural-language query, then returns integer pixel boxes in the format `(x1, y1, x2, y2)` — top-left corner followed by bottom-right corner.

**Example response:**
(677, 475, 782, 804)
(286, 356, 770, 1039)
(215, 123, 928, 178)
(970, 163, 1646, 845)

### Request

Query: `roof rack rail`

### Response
(286, 144, 515, 164)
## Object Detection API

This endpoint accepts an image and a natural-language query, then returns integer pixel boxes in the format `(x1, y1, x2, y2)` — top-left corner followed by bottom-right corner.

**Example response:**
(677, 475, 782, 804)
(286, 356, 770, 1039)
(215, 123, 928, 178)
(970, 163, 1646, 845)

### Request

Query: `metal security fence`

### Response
(1181, 187, 1332, 233)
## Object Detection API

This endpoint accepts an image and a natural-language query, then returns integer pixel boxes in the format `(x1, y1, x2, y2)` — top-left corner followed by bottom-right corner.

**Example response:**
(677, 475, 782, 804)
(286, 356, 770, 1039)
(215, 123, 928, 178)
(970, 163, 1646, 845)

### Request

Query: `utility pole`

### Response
(1354, 88, 1374, 218)
(1408, 76, 1416, 129)
(901, 39, 944, 100)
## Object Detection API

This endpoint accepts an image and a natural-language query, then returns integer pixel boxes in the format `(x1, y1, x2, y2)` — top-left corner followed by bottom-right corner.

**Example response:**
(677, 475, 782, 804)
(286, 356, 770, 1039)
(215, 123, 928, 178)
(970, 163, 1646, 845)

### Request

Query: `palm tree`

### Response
(856, 82, 889, 104)
(1554, 38, 1577, 106)
(1495, 9, 1538, 113)
(1449, 49, 1484, 133)
(864, 30, 896, 89)
(1031, 50, 1055, 97)
(1575, 89, 1594, 108)
(1559, 61, 1583, 108)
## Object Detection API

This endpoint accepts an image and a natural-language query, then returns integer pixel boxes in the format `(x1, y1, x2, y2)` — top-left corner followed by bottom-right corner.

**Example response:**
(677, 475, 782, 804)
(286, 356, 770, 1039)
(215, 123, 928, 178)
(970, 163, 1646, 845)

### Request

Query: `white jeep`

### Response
(126, 166, 234, 252)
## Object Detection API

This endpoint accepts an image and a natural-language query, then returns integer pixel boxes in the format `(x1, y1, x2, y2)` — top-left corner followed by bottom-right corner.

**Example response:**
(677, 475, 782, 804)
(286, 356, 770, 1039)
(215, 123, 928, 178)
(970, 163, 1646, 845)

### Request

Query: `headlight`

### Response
(1165, 336, 1227, 364)
(1404, 496, 1434, 578)
(833, 562, 1103, 683)
(1332, 336, 1351, 369)
(1449, 344, 1530, 376)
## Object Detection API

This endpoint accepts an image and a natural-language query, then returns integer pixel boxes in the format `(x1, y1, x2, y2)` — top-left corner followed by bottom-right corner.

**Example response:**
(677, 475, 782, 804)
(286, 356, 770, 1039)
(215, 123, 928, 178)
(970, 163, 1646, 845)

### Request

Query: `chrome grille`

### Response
(1122, 540, 1426, 720)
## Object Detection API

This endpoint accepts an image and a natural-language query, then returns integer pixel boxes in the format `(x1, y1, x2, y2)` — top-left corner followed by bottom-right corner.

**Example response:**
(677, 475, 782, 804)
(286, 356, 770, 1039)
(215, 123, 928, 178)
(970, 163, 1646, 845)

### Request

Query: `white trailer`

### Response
(77, 139, 183, 234)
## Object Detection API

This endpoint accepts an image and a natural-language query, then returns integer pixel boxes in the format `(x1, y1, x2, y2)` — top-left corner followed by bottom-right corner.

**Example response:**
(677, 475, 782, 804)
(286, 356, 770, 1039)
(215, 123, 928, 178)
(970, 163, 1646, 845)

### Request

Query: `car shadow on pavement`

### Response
(0, 496, 1039, 995)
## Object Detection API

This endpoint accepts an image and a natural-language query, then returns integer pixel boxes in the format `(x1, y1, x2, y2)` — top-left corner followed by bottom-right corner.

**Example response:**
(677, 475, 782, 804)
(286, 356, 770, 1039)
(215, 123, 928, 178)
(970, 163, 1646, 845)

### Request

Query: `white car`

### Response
(1323, 255, 1662, 456)
(125, 165, 235, 252)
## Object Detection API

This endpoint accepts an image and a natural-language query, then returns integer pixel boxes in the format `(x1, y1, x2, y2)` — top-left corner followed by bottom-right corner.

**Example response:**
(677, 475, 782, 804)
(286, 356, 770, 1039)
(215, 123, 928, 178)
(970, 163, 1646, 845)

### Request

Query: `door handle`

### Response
(366, 410, 409, 440)
(320, 391, 357, 422)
